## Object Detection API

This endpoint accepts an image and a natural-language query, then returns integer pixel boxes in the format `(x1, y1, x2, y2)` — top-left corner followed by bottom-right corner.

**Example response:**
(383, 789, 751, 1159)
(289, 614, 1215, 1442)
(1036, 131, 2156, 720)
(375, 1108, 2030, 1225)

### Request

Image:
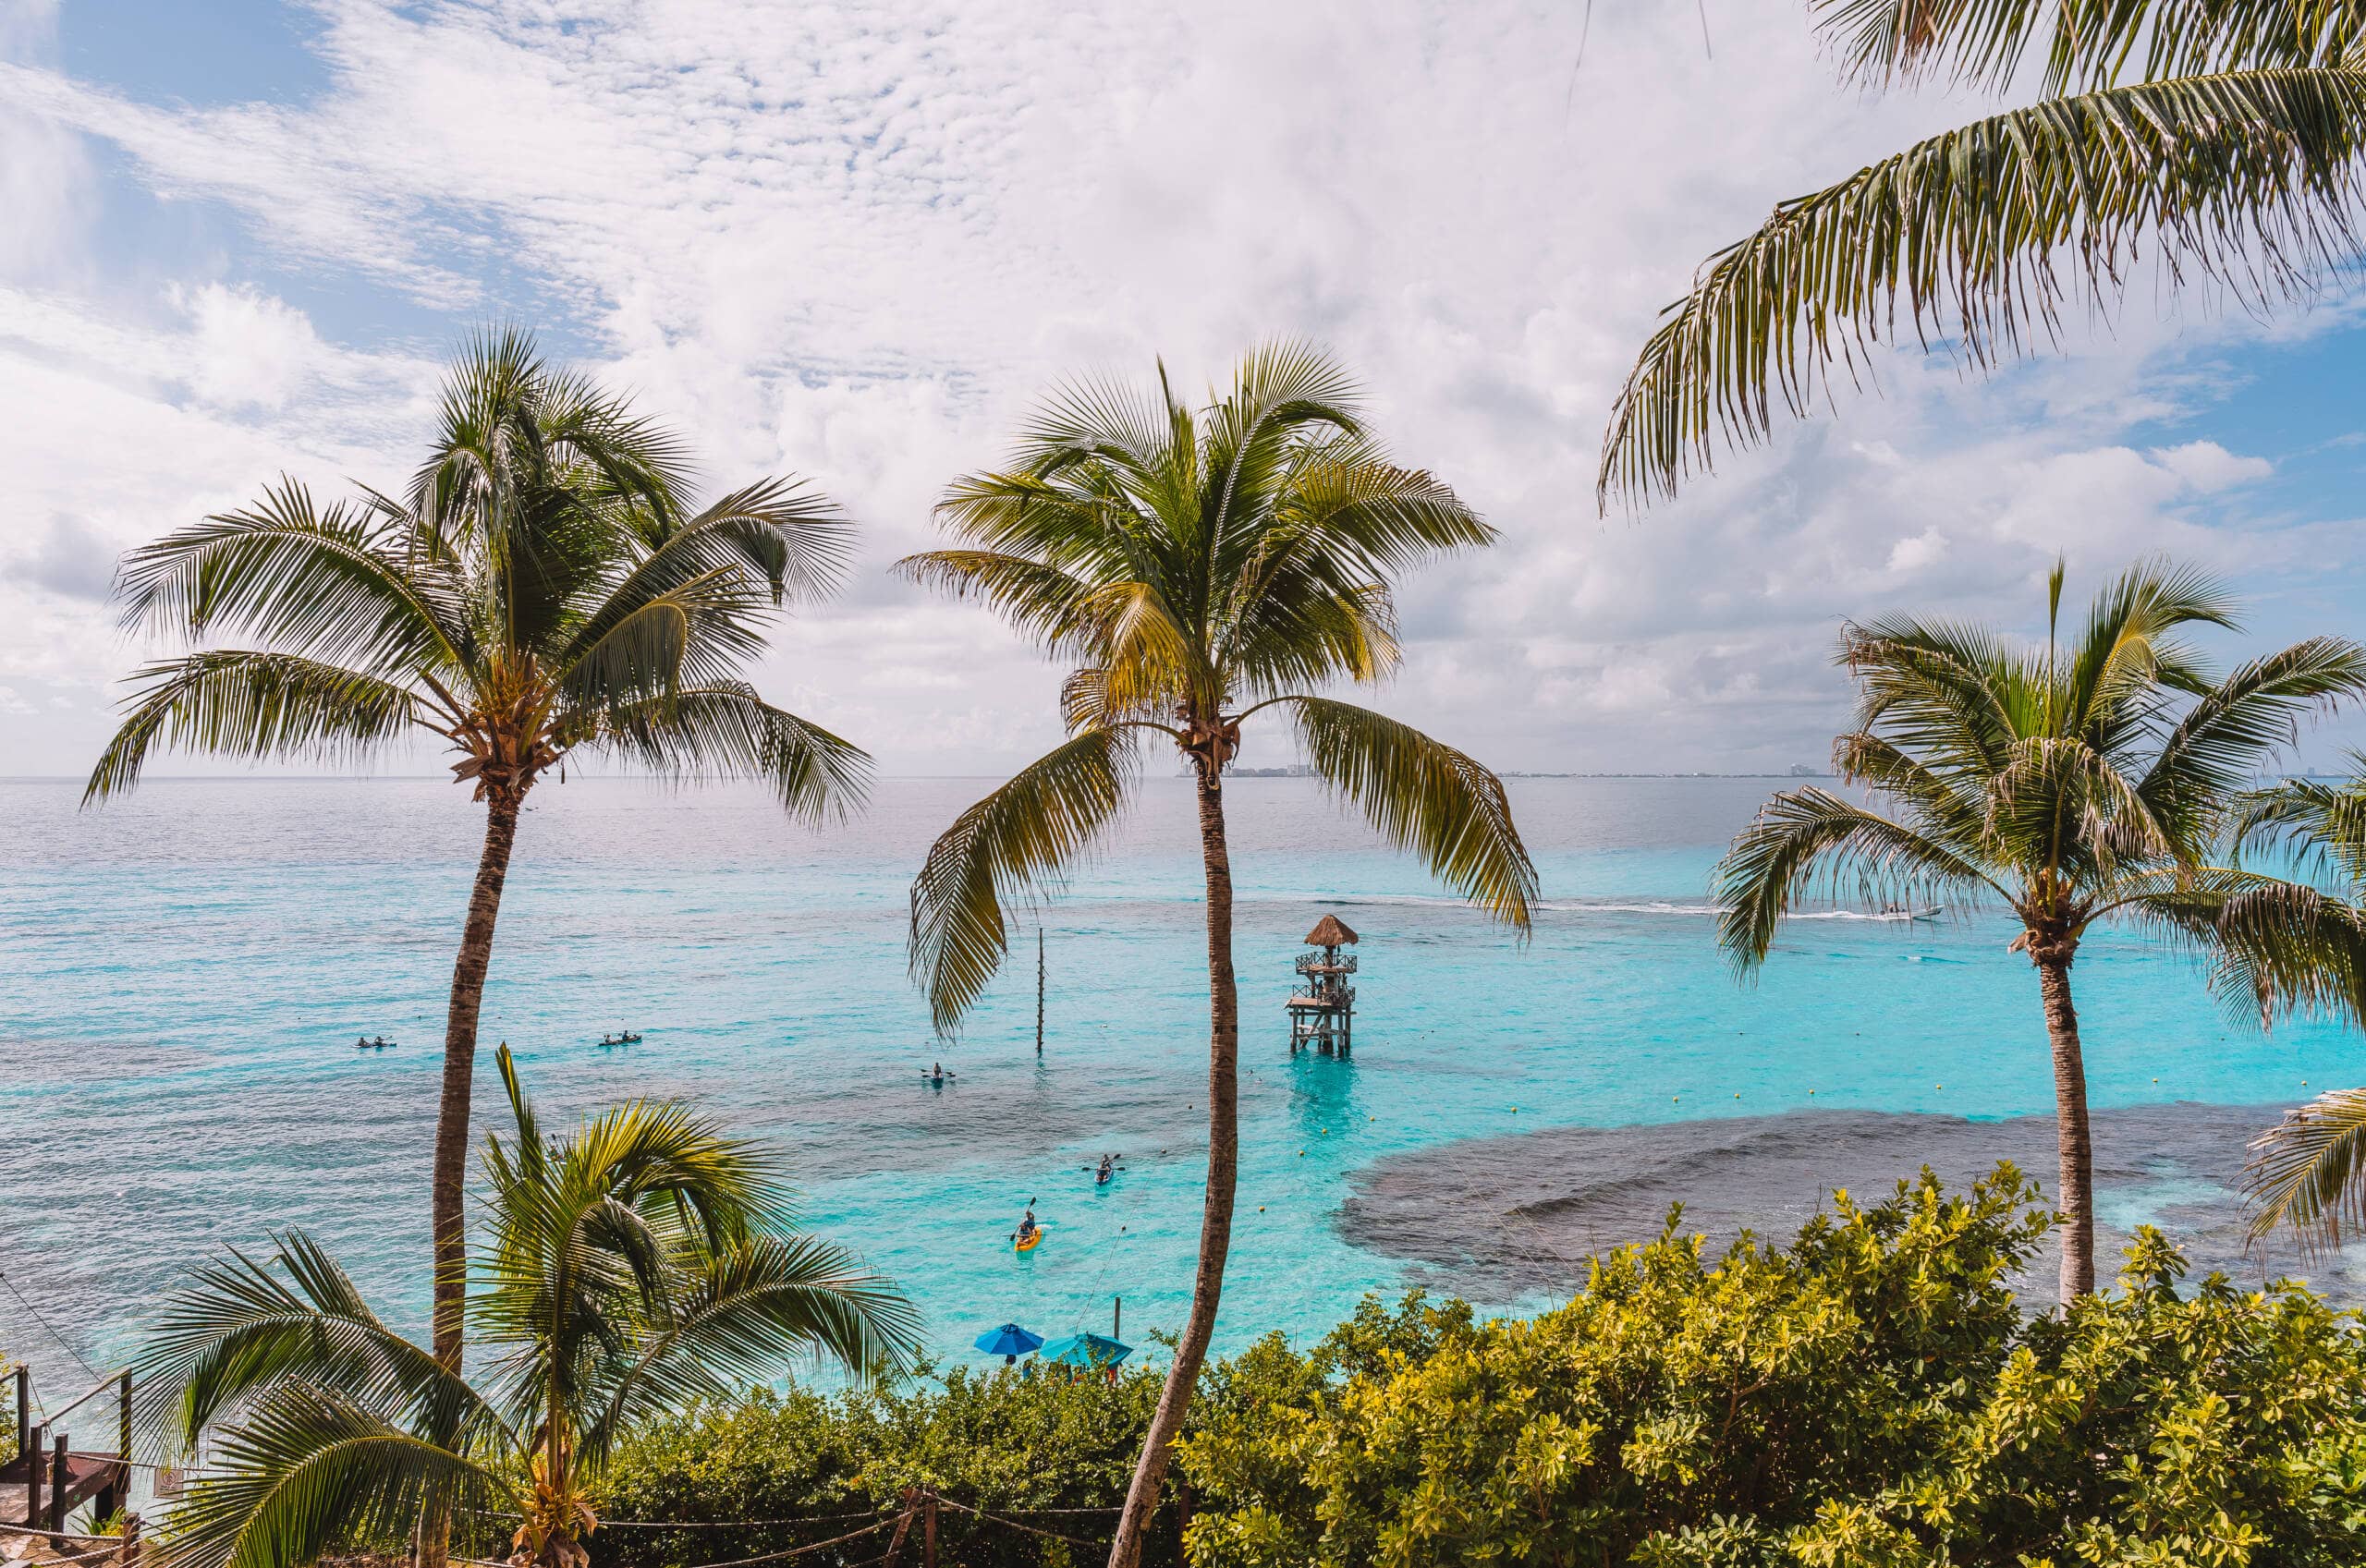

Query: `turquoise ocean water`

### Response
(4, 774, 2362, 1400)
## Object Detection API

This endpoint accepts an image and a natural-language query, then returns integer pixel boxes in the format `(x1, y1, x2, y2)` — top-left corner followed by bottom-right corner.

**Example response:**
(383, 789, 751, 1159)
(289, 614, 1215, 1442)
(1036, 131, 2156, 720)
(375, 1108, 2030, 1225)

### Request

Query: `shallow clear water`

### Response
(4, 774, 2361, 1406)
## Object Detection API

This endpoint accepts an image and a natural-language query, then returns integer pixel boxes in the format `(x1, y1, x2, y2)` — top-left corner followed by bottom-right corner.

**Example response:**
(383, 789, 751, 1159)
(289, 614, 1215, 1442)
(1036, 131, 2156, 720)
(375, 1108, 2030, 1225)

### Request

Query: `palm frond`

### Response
(894, 550, 1108, 661)
(85, 653, 423, 804)
(1284, 697, 1537, 930)
(584, 683, 871, 826)
(909, 728, 1141, 1034)
(1816, 0, 2366, 96)
(591, 1235, 919, 1461)
(2231, 762, 2366, 883)
(1715, 787, 2006, 970)
(136, 1231, 506, 1459)
(156, 1386, 511, 1568)
(1598, 67, 2366, 509)
(2110, 870, 2366, 1027)
(115, 481, 468, 677)
(2143, 637, 2366, 846)
(2246, 1087, 2366, 1251)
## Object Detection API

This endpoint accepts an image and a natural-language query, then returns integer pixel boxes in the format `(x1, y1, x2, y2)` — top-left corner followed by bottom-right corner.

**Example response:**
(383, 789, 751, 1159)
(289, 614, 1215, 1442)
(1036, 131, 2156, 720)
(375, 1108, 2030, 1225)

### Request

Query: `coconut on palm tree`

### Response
(85, 328, 867, 1374)
(1598, 0, 2366, 510)
(900, 343, 1536, 1568)
(1714, 558, 2366, 1303)
(140, 1045, 915, 1568)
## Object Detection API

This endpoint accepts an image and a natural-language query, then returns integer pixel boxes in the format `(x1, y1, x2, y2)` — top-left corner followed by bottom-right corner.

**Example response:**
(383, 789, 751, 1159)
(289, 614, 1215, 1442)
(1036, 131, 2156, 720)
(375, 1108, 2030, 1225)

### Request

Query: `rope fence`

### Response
(596, 1487, 1157, 1568)
(20, 1484, 1174, 1568)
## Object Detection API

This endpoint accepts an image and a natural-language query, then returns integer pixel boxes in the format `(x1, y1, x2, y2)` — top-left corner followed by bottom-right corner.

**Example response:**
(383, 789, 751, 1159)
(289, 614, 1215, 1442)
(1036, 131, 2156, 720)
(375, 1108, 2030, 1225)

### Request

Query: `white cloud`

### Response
(0, 0, 2357, 779)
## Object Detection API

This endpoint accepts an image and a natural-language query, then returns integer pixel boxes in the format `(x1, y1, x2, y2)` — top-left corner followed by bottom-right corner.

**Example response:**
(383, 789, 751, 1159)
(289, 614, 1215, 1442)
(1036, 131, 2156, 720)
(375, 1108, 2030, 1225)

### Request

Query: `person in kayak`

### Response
(1015, 1207, 1038, 1244)
(1095, 1154, 1115, 1184)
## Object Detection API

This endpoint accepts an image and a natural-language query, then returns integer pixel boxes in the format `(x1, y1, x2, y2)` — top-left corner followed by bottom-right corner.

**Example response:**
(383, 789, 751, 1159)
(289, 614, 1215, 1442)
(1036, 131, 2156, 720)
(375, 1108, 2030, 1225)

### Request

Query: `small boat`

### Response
(356, 1036, 396, 1051)
(1014, 1226, 1046, 1253)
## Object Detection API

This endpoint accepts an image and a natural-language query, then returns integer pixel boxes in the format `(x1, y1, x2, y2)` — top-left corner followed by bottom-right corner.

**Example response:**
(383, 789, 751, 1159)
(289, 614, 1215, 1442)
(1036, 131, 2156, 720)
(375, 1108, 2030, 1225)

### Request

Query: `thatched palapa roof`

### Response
(1305, 914, 1359, 947)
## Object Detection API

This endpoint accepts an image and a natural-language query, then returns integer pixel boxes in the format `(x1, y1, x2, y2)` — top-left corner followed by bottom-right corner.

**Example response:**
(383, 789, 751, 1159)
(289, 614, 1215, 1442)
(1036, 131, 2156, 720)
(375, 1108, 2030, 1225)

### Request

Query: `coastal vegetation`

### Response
(899, 342, 1539, 1568)
(595, 1363, 1169, 1567)
(1598, 0, 2366, 509)
(135, 1047, 912, 1568)
(1714, 558, 2366, 1301)
(580, 1173, 2366, 1568)
(82, 328, 869, 1376)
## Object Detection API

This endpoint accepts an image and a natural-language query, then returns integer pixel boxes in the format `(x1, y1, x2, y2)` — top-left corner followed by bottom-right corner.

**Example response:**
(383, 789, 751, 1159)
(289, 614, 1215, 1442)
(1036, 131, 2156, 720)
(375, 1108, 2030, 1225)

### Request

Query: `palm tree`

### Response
(899, 343, 1537, 1568)
(1714, 558, 2366, 1304)
(1597, 1, 2366, 510)
(2231, 761, 2366, 1247)
(139, 1045, 917, 1568)
(84, 328, 867, 1374)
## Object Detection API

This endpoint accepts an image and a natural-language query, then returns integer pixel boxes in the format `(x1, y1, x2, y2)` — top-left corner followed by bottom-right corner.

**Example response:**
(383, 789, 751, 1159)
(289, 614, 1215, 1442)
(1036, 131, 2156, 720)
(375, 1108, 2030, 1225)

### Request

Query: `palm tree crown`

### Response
(140, 1047, 916, 1568)
(1717, 558, 2366, 1299)
(1599, 0, 2366, 509)
(901, 342, 1534, 1568)
(904, 342, 1535, 1028)
(90, 326, 864, 811)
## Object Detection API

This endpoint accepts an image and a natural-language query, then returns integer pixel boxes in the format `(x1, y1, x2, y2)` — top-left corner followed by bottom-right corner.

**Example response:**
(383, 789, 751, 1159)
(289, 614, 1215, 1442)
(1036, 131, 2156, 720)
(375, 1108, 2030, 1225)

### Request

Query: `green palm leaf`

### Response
(1717, 787, 2006, 970)
(1598, 67, 2366, 509)
(85, 653, 423, 804)
(115, 481, 469, 677)
(909, 727, 1142, 1033)
(158, 1386, 512, 1568)
(586, 683, 871, 825)
(1816, 0, 2366, 96)
(591, 1234, 920, 1458)
(1283, 697, 1538, 931)
(137, 1232, 509, 1457)
(2246, 1088, 2366, 1250)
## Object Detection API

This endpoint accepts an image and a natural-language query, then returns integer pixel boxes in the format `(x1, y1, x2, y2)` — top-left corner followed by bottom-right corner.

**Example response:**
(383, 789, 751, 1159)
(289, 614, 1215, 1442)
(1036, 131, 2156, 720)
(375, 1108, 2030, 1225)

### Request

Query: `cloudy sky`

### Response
(5, 0, 2365, 780)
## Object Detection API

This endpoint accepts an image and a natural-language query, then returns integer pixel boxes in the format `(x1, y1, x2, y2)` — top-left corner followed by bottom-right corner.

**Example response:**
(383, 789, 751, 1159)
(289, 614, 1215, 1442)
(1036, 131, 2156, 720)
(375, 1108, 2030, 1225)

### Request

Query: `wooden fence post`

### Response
(922, 1493, 937, 1568)
(49, 1432, 69, 1542)
(883, 1488, 916, 1567)
(20, 1423, 40, 1525)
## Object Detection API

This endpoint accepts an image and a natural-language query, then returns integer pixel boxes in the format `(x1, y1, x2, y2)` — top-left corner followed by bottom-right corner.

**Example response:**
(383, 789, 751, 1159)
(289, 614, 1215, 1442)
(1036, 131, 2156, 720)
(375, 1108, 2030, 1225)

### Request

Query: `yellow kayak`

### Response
(1015, 1227, 1046, 1253)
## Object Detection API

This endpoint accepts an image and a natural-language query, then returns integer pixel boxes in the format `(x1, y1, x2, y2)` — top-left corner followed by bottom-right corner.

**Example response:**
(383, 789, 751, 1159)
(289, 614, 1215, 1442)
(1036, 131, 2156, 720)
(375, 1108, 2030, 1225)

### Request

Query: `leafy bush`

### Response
(591, 1167, 2366, 1567)
(592, 1363, 1175, 1568)
(1176, 1165, 2366, 1567)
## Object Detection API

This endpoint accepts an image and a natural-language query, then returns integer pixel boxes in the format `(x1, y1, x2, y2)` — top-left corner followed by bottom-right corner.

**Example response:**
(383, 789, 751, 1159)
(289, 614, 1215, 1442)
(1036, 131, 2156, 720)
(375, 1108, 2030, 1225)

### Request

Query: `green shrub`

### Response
(592, 1363, 1175, 1568)
(590, 1166, 2366, 1567)
(1176, 1165, 2366, 1567)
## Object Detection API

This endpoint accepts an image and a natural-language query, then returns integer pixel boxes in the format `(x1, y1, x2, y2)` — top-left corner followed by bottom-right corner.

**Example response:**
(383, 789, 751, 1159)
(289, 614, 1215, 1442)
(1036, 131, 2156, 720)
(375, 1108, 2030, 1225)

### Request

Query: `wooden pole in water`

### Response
(1035, 927, 1045, 1054)
(1114, 1295, 1122, 1340)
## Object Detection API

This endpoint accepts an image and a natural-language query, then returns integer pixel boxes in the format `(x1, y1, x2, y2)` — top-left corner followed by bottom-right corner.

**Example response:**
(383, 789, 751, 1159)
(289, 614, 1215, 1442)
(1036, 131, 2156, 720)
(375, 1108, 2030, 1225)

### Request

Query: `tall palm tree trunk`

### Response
(1108, 762, 1238, 1568)
(2031, 942, 2095, 1303)
(431, 791, 524, 1370)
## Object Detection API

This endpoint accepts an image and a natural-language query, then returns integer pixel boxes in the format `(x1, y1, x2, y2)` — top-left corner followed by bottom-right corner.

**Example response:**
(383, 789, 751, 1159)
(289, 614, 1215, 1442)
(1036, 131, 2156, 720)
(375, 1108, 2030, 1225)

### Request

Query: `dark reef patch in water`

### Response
(1341, 1101, 2366, 1307)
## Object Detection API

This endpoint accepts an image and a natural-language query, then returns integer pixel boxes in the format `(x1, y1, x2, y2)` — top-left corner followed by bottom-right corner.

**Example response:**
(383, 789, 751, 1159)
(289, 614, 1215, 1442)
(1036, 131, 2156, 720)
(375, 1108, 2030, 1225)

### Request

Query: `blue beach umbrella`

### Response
(974, 1323, 1044, 1364)
(1039, 1332, 1131, 1368)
